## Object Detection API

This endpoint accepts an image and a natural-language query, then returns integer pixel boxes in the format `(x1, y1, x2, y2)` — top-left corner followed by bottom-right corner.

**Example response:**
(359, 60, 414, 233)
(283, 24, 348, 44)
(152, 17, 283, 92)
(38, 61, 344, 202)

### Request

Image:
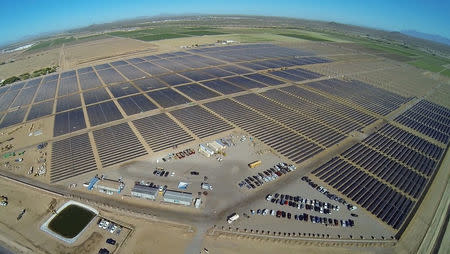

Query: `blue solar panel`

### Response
(133, 77, 167, 91)
(147, 88, 191, 108)
(53, 108, 86, 137)
(83, 87, 111, 105)
(27, 100, 54, 121)
(86, 100, 123, 126)
(56, 93, 82, 112)
(118, 94, 158, 115)
(108, 82, 140, 98)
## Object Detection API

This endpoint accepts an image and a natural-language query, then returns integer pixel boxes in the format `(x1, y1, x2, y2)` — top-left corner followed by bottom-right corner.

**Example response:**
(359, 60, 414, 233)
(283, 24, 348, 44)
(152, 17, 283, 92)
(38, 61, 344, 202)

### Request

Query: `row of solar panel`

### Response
(395, 114, 449, 144)
(341, 143, 428, 198)
(305, 79, 413, 116)
(377, 124, 444, 160)
(204, 98, 324, 163)
(312, 157, 414, 229)
(233, 93, 346, 147)
(279, 85, 376, 126)
(362, 133, 437, 176)
(262, 88, 364, 133)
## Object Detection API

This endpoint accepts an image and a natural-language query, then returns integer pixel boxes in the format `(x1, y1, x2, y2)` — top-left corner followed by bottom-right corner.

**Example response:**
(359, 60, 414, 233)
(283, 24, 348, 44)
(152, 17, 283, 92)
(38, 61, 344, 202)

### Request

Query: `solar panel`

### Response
(108, 82, 140, 98)
(115, 64, 148, 80)
(133, 77, 167, 91)
(50, 133, 97, 183)
(117, 94, 158, 116)
(10, 86, 38, 108)
(93, 122, 148, 168)
(34, 80, 57, 102)
(174, 83, 220, 101)
(79, 71, 102, 90)
(56, 93, 82, 112)
(223, 76, 266, 89)
(86, 100, 123, 126)
(77, 66, 93, 75)
(58, 75, 79, 97)
(147, 88, 191, 108)
(157, 73, 191, 86)
(53, 108, 86, 137)
(83, 87, 111, 105)
(200, 79, 244, 95)
(0, 107, 28, 129)
(133, 113, 194, 152)
(97, 68, 126, 85)
(170, 105, 234, 138)
(27, 100, 54, 121)
(244, 73, 284, 86)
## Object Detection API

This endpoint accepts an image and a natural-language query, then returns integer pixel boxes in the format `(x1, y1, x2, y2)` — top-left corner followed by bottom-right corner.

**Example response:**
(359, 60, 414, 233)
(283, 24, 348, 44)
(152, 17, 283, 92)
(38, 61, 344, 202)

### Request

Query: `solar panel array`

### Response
(170, 105, 234, 139)
(132, 113, 195, 152)
(0, 44, 330, 132)
(311, 121, 445, 230)
(50, 133, 97, 183)
(93, 122, 148, 168)
(305, 79, 413, 116)
(2, 43, 448, 229)
(394, 100, 450, 144)
(205, 99, 324, 163)
(233, 93, 345, 147)
(313, 157, 414, 229)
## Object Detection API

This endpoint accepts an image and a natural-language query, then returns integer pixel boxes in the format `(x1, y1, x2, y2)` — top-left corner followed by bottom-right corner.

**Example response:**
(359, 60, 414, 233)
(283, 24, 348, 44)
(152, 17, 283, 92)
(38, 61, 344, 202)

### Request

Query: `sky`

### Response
(1, 0, 449, 46)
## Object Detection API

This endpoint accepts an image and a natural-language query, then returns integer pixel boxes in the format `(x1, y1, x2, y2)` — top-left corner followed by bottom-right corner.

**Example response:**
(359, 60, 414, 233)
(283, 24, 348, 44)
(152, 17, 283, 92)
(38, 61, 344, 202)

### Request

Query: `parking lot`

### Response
(215, 176, 395, 240)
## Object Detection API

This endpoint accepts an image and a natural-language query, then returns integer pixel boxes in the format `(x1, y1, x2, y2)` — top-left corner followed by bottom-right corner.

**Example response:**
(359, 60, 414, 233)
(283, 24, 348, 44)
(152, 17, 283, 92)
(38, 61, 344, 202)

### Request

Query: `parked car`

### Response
(106, 238, 116, 245)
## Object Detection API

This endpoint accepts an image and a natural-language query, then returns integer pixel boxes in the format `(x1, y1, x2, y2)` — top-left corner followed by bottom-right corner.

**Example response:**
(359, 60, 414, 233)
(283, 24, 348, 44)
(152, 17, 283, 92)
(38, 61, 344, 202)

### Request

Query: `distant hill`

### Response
(401, 30, 450, 46)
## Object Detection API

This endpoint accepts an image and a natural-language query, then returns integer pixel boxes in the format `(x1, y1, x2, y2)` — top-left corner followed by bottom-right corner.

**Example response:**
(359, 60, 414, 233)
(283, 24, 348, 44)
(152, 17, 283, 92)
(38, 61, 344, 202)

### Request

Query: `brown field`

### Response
(0, 49, 59, 81)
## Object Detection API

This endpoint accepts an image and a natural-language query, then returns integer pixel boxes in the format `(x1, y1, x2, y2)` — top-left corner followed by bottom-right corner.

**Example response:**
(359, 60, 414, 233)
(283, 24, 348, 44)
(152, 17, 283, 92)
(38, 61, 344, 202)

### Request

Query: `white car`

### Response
(102, 221, 110, 230)
(110, 225, 117, 233)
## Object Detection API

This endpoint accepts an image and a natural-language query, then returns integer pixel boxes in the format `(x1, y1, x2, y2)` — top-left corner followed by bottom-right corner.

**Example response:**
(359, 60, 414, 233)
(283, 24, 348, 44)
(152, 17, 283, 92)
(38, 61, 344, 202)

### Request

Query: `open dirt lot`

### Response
(0, 49, 59, 80)
(62, 37, 158, 69)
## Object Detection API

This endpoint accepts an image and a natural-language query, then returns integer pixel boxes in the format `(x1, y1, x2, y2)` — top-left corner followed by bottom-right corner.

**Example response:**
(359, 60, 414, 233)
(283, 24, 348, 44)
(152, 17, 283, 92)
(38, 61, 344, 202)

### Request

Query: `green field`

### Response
(181, 30, 226, 36)
(27, 36, 76, 51)
(441, 69, 450, 77)
(410, 56, 450, 73)
(135, 33, 191, 41)
(278, 33, 332, 42)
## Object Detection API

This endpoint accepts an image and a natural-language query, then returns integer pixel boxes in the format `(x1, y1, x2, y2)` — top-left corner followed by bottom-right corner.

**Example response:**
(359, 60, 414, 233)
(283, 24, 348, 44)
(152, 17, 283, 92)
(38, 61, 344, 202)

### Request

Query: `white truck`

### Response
(227, 213, 239, 224)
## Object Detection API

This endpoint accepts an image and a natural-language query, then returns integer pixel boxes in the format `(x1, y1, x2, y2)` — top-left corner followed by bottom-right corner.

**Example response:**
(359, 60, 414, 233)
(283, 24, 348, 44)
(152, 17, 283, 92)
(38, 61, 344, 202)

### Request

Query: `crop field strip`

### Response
(169, 105, 234, 139)
(204, 99, 324, 163)
(233, 93, 346, 147)
(132, 113, 195, 152)
(394, 100, 450, 144)
(304, 79, 413, 116)
(92, 122, 148, 168)
(50, 133, 97, 183)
